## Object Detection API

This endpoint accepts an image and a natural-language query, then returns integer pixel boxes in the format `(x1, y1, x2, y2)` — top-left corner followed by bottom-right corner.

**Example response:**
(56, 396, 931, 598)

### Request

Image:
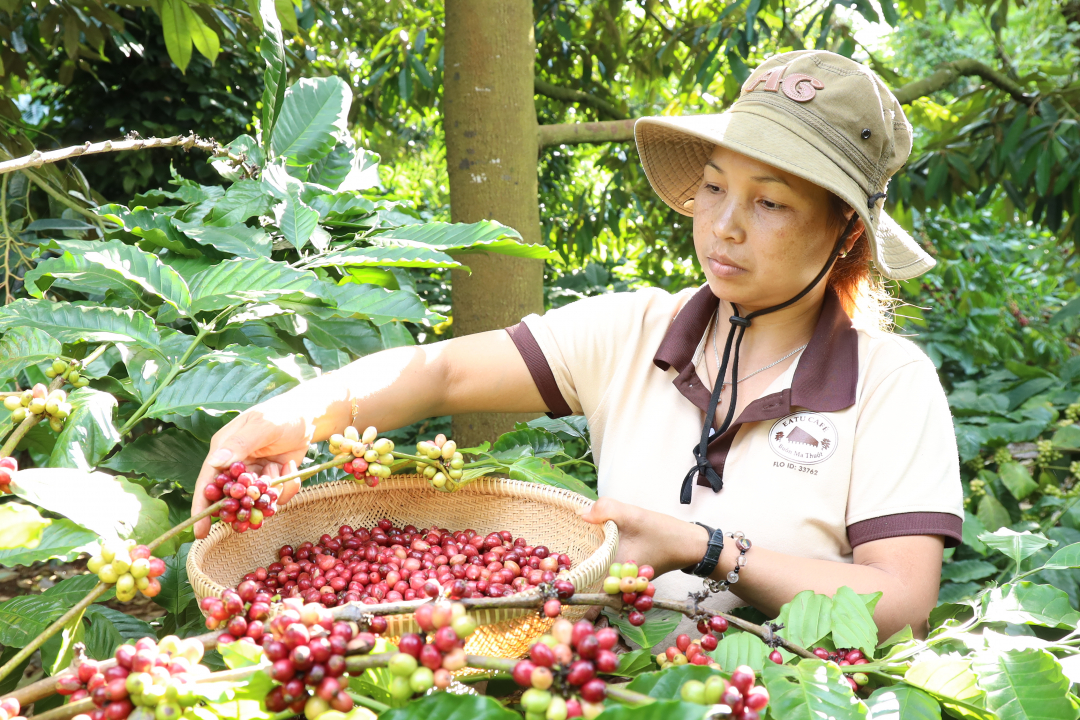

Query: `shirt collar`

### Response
(653, 283, 859, 415)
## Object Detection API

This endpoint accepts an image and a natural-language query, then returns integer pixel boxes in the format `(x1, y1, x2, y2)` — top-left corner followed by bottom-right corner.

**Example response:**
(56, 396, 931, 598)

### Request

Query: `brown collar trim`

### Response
(653, 284, 859, 415)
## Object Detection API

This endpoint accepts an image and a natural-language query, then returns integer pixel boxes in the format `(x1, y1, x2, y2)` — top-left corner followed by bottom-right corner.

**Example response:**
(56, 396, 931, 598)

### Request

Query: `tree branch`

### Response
(0, 133, 256, 177)
(535, 79, 627, 120)
(893, 58, 1034, 105)
(538, 119, 637, 148)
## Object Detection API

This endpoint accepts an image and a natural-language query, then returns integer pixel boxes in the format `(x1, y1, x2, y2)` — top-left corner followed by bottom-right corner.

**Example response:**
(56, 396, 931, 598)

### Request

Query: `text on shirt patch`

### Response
(768, 412, 838, 465)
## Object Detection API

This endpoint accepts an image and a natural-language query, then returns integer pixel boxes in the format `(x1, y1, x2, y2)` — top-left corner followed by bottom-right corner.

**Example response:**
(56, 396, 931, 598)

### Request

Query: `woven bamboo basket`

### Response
(187, 475, 618, 658)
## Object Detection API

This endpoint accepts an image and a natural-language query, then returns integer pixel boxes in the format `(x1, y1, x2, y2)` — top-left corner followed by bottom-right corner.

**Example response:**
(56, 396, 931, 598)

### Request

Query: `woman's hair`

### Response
(826, 194, 894, 330)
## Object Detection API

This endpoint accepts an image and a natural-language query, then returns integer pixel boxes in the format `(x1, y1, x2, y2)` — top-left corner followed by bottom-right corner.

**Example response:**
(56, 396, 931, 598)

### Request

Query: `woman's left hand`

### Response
(580, 497, 708, 576)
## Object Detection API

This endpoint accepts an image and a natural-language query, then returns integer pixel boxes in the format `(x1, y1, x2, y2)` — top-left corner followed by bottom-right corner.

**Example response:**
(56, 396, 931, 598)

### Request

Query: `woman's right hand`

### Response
(191, 394, 320, 539)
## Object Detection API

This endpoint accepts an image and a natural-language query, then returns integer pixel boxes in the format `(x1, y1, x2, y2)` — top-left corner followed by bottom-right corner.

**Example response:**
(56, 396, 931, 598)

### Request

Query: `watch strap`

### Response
(681, 522, 725, 577)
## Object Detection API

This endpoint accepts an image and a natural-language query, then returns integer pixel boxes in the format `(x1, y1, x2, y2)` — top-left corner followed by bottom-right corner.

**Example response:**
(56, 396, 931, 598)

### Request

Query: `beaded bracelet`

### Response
(704, 531, 752, 594)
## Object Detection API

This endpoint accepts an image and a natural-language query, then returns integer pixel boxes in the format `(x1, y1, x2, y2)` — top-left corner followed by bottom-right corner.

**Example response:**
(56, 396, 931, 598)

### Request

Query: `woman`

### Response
(192, 50, 963, 642)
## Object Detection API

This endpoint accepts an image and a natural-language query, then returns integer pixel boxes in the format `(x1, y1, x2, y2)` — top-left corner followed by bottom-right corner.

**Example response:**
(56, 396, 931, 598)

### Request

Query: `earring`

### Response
(839, 250, 848, 259)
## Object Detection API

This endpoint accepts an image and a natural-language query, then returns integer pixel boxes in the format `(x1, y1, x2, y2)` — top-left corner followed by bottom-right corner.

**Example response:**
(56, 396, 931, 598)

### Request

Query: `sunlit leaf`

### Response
(0, 326, 61, 379)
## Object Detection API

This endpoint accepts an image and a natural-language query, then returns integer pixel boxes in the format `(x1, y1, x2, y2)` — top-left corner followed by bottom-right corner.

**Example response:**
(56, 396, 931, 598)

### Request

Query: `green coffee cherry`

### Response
(49, 417, 64, 433)
(11, 408, 27, 423)
(3, 396, 21, 411)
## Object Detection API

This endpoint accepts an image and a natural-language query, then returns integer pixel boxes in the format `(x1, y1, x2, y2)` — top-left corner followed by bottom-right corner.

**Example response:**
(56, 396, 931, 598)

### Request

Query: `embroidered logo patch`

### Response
(768, 412, 838, 465)
(742, 67, 824, 103)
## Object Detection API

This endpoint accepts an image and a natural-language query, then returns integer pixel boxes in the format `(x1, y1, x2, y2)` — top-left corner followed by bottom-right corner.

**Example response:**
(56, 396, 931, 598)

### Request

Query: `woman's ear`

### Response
(845, 216, 866, 254)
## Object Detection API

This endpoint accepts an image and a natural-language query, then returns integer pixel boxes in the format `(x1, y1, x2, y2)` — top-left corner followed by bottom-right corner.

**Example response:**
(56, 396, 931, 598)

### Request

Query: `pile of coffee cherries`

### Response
(58, 635, 208, 720)
(414, 435, 465, 490)
(678, 665, 770, 719)
(811, 647, 870, 690)
(601, 562, 655, 626)
(4, 383, 73, 432)
(261, 600, 356, 716)
(513, 618, 617, 720)
(0, 456, 16, 494)
(86, 541, 166, 602)
(656, 627, 725, 670)
(329, 425, 392, 486)
(0, 697, 23, 720)
(202, 461, 280, 533)
(216, 522, 573, 609)
(386, 601, 479, 699)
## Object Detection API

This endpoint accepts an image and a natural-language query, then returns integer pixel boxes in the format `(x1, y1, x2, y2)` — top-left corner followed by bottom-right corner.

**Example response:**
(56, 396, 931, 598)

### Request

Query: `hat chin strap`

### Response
(679, 213, 860, 505)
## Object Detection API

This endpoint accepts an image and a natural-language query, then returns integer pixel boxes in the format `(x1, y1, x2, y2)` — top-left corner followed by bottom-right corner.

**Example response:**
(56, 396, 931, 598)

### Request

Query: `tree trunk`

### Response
(444, 0, 544, 446)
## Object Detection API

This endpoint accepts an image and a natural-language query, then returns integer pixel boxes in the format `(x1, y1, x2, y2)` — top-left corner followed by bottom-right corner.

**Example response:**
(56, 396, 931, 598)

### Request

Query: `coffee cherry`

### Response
(769, 650, 783, 664)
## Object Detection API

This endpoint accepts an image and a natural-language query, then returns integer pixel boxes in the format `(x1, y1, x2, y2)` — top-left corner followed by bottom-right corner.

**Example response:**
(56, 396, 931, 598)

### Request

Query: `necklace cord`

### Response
(679, 213, 859, 505)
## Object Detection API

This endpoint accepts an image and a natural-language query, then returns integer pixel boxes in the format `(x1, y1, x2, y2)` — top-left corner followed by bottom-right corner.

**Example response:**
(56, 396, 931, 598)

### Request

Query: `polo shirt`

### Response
(506, 284, 964, 622)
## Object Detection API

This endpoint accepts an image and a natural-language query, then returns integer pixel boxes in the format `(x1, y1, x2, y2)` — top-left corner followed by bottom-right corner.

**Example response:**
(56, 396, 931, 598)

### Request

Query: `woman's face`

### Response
(692, 145, 844, 313)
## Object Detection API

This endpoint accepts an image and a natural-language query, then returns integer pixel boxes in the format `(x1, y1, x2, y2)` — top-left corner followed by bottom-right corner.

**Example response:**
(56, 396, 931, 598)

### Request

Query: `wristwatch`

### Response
(681, 522, 725, 578)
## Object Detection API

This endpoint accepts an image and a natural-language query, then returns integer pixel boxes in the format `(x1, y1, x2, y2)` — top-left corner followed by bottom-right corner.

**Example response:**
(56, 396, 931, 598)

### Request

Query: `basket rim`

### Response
(187, 475, 617, 626)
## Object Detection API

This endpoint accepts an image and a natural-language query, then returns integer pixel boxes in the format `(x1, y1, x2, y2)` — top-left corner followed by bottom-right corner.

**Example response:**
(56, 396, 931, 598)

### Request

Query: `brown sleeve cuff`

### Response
(847, 512, 963, 549)
(506, 322, 574, 419)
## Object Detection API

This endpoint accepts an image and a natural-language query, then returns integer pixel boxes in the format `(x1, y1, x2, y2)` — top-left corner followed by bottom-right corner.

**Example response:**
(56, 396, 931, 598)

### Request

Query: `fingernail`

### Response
(210, 448, 233, 466)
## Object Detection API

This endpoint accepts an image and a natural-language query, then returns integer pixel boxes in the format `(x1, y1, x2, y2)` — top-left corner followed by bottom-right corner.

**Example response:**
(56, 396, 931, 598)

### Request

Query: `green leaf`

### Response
(626, 664, 720, 698)
(275, 193, 320, 250)
(219, 640, 267, 668)
(762, 659, 868, 720)
(0, 300, 163, 349)
(972, 649, 1075, 720)
(1042, 542, 1080, 570)
(41, 571, 111, 603)
(187, 257, 318, 314)
(603, 607, 680, 650)
(878, 625, 914, 649)
(489, 428, 565, 460)
(43, 606, 85, 675)
(184, 4, 219, 63)
(161, 0, 193, 72)
(941, 560, 998, 583)
(103, 428, 209, 491)
(176, 224, 271, 259)
(614, 648, 656, 676)
(374, 220, 558, 259)
(48, 387, 120, 470)
(146, 351, 299, 418)
(12, 469, 173, 549)
(155, 543, 197, 617)
(270, 76, 351, 166)
(903, 660, 988, 718)
(0, 327, 61, 379)
(316, 281, 436, 325)
(594, 700, 708, 720)
(776, 590, 833, 649)
(116, 343, 173, 404)
(980, 582, 1080, 628)
(1050, 423, 1080, 449)
(0, 594, 69, 646)
(207, 180, 276, 226)
(508, 456, 598, 500)
(258, 0, 287, 150)
(0, 518, 98, 567)
(307, 142, 379, 191)
(25, 240, 191, 317)
(83, 604, 155, 660)
(379, 692, 520, 720)
(963, 511, 989, 555)
(977, 494, 1013, 533)
(0, 503, 50, 550)
(830, 586, 879, 658)
(998, 462, 1038, 500)
(978, 529, 1054, 567)
(304, 246, 461, 270)
(708, 631, 770, 672)
(866, 685, 942, 720)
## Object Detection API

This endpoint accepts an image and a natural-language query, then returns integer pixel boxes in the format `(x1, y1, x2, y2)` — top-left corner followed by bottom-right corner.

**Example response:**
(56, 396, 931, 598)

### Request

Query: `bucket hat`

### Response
(635, 49, 934, 281)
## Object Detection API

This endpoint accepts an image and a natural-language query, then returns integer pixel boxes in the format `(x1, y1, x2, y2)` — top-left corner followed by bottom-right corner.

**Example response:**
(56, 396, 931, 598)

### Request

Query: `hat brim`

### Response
(635, 111, 935, 281)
